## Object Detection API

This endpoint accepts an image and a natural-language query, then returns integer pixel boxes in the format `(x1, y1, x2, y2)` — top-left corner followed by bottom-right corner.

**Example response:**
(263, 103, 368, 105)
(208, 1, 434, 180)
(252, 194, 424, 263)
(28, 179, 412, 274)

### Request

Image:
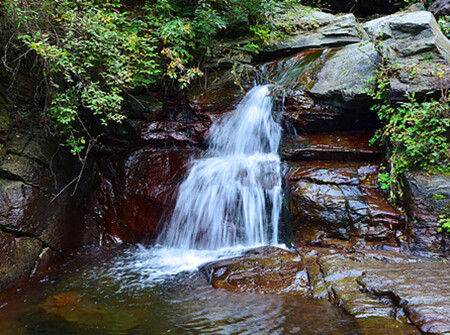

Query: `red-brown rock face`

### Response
(286, 162, 404, 249)
(96, 148, 198, 243)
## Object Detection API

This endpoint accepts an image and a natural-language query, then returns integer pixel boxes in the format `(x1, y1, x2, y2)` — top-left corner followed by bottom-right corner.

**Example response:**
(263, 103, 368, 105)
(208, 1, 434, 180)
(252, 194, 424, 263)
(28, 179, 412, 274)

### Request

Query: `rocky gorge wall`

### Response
(0, 4, 449, 300)
(0, 60, 100, 292)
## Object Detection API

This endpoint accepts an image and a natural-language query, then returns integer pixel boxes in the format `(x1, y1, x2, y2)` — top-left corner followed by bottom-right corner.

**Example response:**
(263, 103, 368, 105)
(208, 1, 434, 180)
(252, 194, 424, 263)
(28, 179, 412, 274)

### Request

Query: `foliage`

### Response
(3, 0, 161, 155)
(364, 44, 450, 202)
(438, 16, 450, 39)
(438, 204, 450, 234)
(2, 0, 303, 156)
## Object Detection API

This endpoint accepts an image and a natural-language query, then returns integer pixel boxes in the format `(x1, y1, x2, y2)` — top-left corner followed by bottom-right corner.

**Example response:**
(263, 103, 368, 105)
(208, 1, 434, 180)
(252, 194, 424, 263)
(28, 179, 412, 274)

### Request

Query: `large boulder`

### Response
(307, 42, 380, 110)
(301, 247, 449, 334)
(304, 11, 450, 108)
(258, 49, 380, 131)
(286, 162, 404, 249)
(402, 172, 450, 256)
(363, 10, 450, 101)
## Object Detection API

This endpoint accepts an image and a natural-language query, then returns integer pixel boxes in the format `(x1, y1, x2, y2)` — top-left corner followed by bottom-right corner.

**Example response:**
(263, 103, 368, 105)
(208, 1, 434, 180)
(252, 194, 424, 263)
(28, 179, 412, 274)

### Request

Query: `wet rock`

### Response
(0, 135, 98, 292)
(286, 162, 403, 248)
(364, 11, 450, 101)
(308, 43, 380, 110)
(188, 68, 252, 115)
(200, 246, 310, 296)
(258, 14, 361, 61)
(0, 232, 42, 292)
(282, 132, 382, 162)
(39, 291, 136, 331)
(358, 261, 450, 334)
(40, 291, 108, 325)
(96, 148, 195, 243)
(261, 49, 329, 92)
(403, 172, 450, 256)
(282, 94, 379, 134)
(260, 50, 380, 133)
(130, 119, 212, 148)
(300, 247, 446, 334)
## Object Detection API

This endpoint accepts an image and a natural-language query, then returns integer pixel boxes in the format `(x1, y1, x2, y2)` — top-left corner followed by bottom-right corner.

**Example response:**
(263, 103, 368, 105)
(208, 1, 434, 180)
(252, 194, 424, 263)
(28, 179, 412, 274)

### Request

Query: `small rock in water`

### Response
(39, 291, 108, 325)
(200, 246, 310, 296)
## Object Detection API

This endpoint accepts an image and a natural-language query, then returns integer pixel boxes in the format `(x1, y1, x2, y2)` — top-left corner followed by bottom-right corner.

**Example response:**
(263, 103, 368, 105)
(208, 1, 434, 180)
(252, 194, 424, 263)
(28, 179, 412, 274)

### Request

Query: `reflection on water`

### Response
(0, 245, 419, 335)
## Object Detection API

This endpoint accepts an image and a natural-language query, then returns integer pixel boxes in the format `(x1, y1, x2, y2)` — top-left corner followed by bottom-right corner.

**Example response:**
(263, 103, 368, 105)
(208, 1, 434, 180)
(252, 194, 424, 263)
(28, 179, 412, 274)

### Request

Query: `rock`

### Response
(0, 232, 42, 292)
(258, 14, 361, 61)
(430, 0, 450, 18)
(304, 11, 450, 107)
(40, 291, 109, 325)
(281, 93, 379, 134)
(364, 11, 450, 61)
(259, 49, 380, 132)
(200, 246, 310, 296)
(286, 162, 403, 248)
(301, 247, 446, 334)
(364, 11, 450, 101)
(39, 291, 136, 331)
(308, 42, 380, 110)
(202, 246, 427, 333)
(130, 119, 212, 148)
(282, 132, 382, 162)
(403, 172, 450, 256)
(96, 148, 195, 243)
(359, 261, 450, 334)
(0, 134, 98, 292)
(188, 67, 253, 115)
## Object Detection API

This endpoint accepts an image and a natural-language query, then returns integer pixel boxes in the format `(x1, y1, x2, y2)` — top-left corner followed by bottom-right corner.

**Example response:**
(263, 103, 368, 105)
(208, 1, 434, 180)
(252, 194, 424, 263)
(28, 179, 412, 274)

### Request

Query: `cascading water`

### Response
(73, 85, 284, 286)
(157, 85, 282, 250)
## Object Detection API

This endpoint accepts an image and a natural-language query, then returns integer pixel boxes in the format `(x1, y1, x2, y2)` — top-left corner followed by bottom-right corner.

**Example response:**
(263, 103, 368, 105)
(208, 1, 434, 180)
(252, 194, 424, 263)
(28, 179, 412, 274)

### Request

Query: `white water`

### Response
(157, 85, 282, 250)
(119, 85, 283, 281)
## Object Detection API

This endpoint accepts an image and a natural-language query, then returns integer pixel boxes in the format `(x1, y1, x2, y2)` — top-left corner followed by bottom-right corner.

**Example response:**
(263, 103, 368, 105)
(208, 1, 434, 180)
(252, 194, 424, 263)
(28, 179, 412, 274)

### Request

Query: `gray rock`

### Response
(259, 14, 361, 60)
(308, 42, 380, 110)
(403, 172, 450, 256)
(301, 247, 448, 334)
(359, 261, 450, 334)
(364, 11, 450, 101)
(306, 11, 450, 107)
(364, 11, 450, 62)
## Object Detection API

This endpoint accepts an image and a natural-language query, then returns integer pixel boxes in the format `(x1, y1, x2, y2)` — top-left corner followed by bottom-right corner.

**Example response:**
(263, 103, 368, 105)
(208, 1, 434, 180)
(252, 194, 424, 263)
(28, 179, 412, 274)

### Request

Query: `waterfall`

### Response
(157, 85, 282, 250)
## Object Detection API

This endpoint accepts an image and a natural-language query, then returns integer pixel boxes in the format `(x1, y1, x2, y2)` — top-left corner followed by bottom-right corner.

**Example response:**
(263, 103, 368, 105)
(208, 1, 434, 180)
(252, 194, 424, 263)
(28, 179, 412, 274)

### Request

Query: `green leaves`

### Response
(364, 40, 450, 202)
(4, 0, 304, 156)
(4, 0, 162, 155)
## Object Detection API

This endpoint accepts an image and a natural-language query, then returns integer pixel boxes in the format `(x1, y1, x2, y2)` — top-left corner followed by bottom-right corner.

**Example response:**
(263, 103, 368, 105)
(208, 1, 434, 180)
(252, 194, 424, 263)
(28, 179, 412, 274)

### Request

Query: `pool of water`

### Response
(0, 245, 419, 335)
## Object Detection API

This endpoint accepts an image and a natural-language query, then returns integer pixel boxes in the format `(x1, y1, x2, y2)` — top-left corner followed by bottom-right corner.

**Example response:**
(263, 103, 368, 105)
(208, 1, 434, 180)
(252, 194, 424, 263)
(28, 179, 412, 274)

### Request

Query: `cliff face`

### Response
(0, 28, 100, 292)
(0, 4, 448, 293)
